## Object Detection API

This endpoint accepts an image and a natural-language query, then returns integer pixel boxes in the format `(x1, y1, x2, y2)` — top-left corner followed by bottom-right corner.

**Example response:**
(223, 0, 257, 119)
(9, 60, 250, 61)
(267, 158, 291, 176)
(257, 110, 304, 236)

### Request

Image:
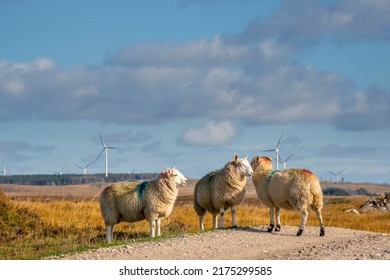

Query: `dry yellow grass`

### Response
(17, 195, 390, 237)
(1, 191, 389, 260)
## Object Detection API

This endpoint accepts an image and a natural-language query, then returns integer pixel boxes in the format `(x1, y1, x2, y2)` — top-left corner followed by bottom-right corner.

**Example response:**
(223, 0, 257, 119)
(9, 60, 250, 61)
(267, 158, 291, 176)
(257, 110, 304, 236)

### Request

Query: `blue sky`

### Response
(1, 0, 390, 183)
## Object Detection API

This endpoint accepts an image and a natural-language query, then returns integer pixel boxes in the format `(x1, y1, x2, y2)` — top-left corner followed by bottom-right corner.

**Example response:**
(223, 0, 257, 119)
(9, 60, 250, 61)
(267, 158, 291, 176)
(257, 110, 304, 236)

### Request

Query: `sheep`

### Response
(194, 153, 253, 231)
(250, 155, 325, 237)
(100, 167, 187, 243)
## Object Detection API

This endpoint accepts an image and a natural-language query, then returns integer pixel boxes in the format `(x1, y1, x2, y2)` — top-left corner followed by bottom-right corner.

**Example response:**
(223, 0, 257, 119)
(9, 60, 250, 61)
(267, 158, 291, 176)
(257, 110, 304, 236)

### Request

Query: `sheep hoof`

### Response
(275, 224, 281, 232)
(267, 224, 274, 232)
(297, 229, 303, 236)
(320, 227, 325, 237)
(230, 225, 238, 229)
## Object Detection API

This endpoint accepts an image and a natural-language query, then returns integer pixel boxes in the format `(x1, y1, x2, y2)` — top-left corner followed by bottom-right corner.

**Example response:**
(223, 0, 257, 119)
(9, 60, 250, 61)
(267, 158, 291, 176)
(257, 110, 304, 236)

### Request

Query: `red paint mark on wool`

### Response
(262, 157, 272, 163)
(301, 169, 313, 176)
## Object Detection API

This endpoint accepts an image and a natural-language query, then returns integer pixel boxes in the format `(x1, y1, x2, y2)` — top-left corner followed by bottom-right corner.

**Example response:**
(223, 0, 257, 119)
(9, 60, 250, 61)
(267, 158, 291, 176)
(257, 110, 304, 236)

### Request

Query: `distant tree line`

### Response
(0, 173, 159, 186)
(323, 187, 376, 196)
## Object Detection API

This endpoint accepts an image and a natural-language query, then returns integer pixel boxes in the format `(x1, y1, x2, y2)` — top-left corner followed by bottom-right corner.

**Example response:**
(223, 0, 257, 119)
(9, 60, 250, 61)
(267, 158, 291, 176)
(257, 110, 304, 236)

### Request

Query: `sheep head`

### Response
(232, 153, 253, 177)
(251, 155, 273, 172)
(160, 167, 187, 186)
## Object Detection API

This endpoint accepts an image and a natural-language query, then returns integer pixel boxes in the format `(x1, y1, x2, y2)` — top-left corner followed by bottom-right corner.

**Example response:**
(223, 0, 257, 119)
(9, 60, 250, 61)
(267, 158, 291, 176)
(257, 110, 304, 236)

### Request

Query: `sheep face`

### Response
(233, 153, 253, 177)
(163, 167, 188, 186)
(251, 155, 272, 172)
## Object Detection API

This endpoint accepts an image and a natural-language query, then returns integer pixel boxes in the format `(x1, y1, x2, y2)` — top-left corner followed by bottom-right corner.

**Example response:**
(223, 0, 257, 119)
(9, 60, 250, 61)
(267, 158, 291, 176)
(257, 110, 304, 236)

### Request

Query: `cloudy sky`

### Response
(1, 0, 390, 183)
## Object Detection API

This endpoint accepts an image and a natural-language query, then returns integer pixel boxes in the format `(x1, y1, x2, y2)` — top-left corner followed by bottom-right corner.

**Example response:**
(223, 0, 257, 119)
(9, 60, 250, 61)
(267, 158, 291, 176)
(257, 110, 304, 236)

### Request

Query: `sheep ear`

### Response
(251, 155, 260, 165)
(233, 153, 239, 163)
(167, 168, 174, 176)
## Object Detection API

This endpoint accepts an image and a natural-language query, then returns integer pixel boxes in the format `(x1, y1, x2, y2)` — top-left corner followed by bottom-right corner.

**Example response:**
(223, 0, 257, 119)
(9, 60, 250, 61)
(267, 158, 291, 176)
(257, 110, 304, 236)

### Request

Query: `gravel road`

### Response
(48, 226, 390, 260)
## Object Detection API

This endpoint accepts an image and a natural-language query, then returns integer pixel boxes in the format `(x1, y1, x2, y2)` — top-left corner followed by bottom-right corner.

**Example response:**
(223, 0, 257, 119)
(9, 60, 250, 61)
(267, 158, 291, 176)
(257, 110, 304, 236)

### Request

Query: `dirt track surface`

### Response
(48, 226, 390, 260)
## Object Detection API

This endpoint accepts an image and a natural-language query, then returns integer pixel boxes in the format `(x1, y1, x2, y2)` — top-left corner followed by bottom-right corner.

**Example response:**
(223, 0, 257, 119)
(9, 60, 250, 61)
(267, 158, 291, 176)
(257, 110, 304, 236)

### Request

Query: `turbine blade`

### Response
(94, 148, 105, 164)
(107, 146, 120, 150)
(285, 153, 295, 162)
(328, 170, 337, 176)
(74, 163, 83, 169)
(99, 130, 106, 147)
(276, 132, 284, 148)
(337, 168, 346, 175)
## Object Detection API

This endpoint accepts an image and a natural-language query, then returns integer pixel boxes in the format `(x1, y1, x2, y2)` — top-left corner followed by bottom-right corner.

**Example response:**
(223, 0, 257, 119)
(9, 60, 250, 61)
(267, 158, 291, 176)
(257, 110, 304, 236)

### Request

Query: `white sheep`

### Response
(250, 156, 325, 236)
(194, 153, 253, 231)
(100, 167, 187, 243)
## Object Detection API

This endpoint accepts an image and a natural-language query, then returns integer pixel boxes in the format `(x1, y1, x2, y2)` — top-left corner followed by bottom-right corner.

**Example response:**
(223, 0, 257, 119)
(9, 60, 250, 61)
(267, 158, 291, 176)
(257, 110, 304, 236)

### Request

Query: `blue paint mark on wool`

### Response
(206, 172, 216, 187)
(137, 181, 148, 199)
(266, 170, 278, 183)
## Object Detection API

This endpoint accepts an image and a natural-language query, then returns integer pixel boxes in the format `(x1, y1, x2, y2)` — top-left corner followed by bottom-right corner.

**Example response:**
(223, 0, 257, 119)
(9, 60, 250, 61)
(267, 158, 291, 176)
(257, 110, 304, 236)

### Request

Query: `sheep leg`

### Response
(156, 218, 161, 237)
(231, 206, 238, 228)
(267, 208, 275, 232)
(110, 225, 114, 242)
(313, 208, 325, 236)
(275, 207, 281, 232)
(218, 208, 225, 228)
(199, 215, 205, 231)
(212, 213, 218, 229)
(149, 220, 156, 238)
(105, 224, 113, 243)
(297, 209, 308, 236)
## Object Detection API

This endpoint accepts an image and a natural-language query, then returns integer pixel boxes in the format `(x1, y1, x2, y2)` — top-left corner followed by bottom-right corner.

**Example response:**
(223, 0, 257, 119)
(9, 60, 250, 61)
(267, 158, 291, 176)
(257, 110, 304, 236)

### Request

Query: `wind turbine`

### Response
(1, 160, 6, 176)
(74, 161, 93, 175)
(328, 168, 346, 183)
(278, 152, 295, 170)
(261, 133, 284, 170)
(96, 130, 120, 177)
(54, 165, 66, 175)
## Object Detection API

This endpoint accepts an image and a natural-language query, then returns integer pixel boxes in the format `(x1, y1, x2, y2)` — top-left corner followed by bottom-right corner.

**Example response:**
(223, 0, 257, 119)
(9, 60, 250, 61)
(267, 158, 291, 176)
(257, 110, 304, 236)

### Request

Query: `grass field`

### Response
(1, 185, 389, 260)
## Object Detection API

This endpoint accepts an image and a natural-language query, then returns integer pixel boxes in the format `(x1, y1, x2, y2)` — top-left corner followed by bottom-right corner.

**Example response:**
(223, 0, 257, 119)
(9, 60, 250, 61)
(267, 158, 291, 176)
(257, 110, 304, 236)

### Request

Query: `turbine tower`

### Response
(96, 130, 120, 177)
(328, 168, 345, 183)
(262, 133, 284, 170)
(278, 152, 295, 170)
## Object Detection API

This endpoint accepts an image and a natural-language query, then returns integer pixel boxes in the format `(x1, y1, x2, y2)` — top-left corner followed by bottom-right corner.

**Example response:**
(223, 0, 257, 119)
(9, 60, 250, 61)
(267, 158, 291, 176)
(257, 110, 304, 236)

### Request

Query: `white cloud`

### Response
(0, 140, 56, 161)
(73, 85, 99, 97)
(4, 79, 24, 95)
(0, 38, 387, 130)
(179, 120, 237, 146)
(34, 58, 56, 71)
(231, 0, 390, 47)
(0, 58, 55, 73)
(318, 144, 378, 158)
(333, 85, 390, 130)
(0, 57, 55, 96)
(1, 1, 390, 131)
(104, 36, 249, 67)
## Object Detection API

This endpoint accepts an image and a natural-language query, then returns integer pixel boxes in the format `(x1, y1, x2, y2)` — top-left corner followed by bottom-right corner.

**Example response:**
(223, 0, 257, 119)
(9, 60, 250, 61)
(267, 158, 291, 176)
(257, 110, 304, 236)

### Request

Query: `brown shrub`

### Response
(0, 190, 50, 242)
